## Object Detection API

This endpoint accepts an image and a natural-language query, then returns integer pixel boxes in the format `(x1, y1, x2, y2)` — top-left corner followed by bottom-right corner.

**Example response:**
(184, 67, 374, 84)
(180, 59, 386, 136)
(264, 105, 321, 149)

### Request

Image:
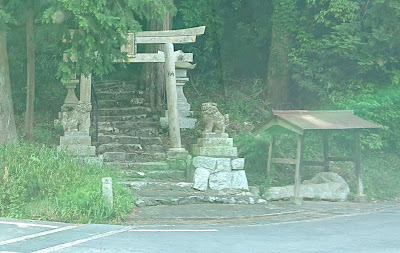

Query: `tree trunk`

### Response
(142, 3, 173, 112)
(24, 0, 35, 140)
(266, 28, 291, 109)
(0, 18, 18, 144)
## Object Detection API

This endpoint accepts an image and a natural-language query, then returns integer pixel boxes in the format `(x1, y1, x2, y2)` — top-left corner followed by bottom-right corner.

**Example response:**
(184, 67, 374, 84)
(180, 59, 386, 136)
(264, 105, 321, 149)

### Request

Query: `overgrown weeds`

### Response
(0, 142, 132, 223)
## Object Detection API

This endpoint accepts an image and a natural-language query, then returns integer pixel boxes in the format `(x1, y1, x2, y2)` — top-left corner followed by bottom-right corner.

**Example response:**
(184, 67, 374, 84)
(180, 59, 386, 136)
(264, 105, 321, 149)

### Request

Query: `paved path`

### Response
(0, 201, 399, 252)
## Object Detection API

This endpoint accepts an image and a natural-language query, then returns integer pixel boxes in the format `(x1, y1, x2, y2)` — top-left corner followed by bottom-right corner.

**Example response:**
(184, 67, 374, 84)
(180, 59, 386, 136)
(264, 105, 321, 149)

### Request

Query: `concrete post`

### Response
(102, 177, 113, 210)
(164, 43, 184, 152)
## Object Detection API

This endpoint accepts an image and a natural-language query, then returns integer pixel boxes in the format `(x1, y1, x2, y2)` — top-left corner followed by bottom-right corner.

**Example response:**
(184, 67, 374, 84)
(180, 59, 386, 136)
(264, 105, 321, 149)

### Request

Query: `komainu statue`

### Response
(201, 102, 229, 135)
(61, 101, 92, 134)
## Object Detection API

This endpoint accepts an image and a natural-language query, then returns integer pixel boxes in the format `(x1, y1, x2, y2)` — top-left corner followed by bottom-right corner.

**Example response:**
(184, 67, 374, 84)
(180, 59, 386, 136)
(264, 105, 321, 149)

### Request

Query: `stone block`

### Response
(192, 156, 217, 171)
(215, 158, 232, 173)
(203, 133, 229, 139)
(230, 170, 249, 191)
(60, 135, 91, 146)
(192, 168, 210, 191)
(197, 138, 233, 147)
(167, 149, 189, 160)
(192, 146, 238, 157)
(209, 172, 231, 190)
(57, 145, 96, 157)
(231, 158, 245, 170)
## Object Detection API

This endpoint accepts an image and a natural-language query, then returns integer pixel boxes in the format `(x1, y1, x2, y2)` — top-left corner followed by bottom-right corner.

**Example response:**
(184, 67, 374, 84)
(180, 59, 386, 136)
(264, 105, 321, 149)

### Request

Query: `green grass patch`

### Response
(0, 142, 132, 223)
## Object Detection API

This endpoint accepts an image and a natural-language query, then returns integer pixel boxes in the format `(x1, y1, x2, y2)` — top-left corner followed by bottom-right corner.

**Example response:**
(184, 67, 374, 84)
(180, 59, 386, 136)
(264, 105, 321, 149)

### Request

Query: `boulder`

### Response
(264, 172, 350, 201)
(303, 172, 347, 185)
(192, 168, 210, 191)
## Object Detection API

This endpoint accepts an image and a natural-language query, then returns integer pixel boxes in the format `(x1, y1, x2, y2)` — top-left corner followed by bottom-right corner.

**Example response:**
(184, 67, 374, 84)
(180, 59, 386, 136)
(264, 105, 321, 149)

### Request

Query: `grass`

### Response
(0, 142, 132, 223)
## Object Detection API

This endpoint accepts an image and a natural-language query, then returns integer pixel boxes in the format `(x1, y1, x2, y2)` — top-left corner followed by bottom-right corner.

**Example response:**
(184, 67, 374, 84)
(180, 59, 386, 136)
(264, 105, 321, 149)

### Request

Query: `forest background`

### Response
(0, 0, 400, 221)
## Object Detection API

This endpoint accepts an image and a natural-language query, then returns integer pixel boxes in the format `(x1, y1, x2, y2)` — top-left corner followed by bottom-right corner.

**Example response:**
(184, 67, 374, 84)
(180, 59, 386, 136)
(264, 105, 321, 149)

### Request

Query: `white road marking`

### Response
(31, 227, 132, 253)
(0, 226, 77, 246)
(129, 229, 218, 232)
(0, 221, 58, 229)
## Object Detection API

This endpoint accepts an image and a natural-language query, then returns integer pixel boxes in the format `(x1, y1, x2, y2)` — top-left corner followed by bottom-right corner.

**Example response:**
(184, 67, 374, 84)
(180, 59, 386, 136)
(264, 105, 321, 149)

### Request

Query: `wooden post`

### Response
(354, 130, 364, 197)
(267, 136, 275, 174)
(164, 43, 184, 151)
(292, 133, 304, 205)
(323, 132, 329, 172)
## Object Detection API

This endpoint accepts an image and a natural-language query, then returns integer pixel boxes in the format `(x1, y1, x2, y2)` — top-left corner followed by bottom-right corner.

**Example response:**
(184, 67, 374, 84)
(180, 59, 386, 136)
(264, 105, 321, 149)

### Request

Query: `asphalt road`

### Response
(0, 204, 399, 253)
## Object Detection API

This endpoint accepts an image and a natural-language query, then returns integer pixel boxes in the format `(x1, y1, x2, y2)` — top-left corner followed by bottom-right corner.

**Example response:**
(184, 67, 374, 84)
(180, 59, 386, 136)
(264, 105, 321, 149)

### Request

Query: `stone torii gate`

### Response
(58, 26, 205, 157)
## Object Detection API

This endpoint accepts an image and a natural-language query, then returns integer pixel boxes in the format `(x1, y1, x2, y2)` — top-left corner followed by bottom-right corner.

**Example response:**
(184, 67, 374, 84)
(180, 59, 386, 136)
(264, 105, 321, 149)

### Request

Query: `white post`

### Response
(164, 43, 184, 151)
(102, 177, 113, 210)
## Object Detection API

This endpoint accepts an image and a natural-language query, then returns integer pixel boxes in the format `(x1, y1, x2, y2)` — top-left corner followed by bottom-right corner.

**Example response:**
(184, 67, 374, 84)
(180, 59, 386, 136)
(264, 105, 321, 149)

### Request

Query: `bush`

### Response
(0, 142, 132, 223)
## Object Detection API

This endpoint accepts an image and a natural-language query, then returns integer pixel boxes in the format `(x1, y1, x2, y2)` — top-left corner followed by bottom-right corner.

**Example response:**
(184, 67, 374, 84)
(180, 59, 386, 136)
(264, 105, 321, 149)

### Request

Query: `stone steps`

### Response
(97, 143, 164, 154)
(98, 121, 159, 129)
(119, 169, 186, 181)
(98, 107, 152, 117)
(124, 181, 193, 192)
(98, 98, 145, 108)
(98, 135, 162, 145)
(106, 161, 172, 171)
(94, 81, 139, 92)
(133, 190, 258, 207)
(95, 90, 144, 100)
(97, 115, 150, 122)
(103, 152, 167, 163)
(98, 126, 159, 137)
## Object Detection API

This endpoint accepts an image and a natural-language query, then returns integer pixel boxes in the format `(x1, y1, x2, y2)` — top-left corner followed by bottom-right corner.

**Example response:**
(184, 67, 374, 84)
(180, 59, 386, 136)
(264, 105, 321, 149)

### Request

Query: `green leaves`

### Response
(41, 0, 173, 82)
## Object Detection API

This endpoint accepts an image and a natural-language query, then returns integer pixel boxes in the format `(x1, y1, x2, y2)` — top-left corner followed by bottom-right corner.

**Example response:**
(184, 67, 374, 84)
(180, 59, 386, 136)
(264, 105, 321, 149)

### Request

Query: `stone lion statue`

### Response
(61, 101, 92, 133)
(201, 102, 229, 135)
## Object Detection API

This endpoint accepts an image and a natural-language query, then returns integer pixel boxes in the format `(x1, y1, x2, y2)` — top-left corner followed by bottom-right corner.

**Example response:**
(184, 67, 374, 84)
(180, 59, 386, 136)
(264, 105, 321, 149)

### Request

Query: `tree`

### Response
(24, 0, 35, 140)
(0, 0, 18, 144)
(266, 0, 298, 109)
(142, 0, 175, 112)
(42, 0, 173, 82)
(289, 0, 400, 149)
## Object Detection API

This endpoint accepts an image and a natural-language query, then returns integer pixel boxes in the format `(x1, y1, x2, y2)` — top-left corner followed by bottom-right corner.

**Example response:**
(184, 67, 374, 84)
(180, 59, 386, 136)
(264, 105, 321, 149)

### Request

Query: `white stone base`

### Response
(192, 145, 238, 157)
(191, 156, 249, 192)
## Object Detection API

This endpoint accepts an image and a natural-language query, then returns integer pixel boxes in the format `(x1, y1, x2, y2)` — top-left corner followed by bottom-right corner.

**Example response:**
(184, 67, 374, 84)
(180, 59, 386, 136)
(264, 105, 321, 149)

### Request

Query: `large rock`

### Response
(264, 172, 350, 201)
(303, 172, 347, 185)
(209, 172, 231, 190)
(192, 168, 210, 191)
(230, 170, 249, 190)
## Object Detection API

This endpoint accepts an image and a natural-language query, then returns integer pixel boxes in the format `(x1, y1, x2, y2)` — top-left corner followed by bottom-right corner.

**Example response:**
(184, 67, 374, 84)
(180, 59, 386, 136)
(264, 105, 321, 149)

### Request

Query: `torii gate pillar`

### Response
(164, 43, 187, 156)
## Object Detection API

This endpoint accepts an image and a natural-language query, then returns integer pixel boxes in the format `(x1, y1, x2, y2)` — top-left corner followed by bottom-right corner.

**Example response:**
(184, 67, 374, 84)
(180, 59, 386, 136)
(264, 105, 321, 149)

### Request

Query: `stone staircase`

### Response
(92, 81, 261, 207)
